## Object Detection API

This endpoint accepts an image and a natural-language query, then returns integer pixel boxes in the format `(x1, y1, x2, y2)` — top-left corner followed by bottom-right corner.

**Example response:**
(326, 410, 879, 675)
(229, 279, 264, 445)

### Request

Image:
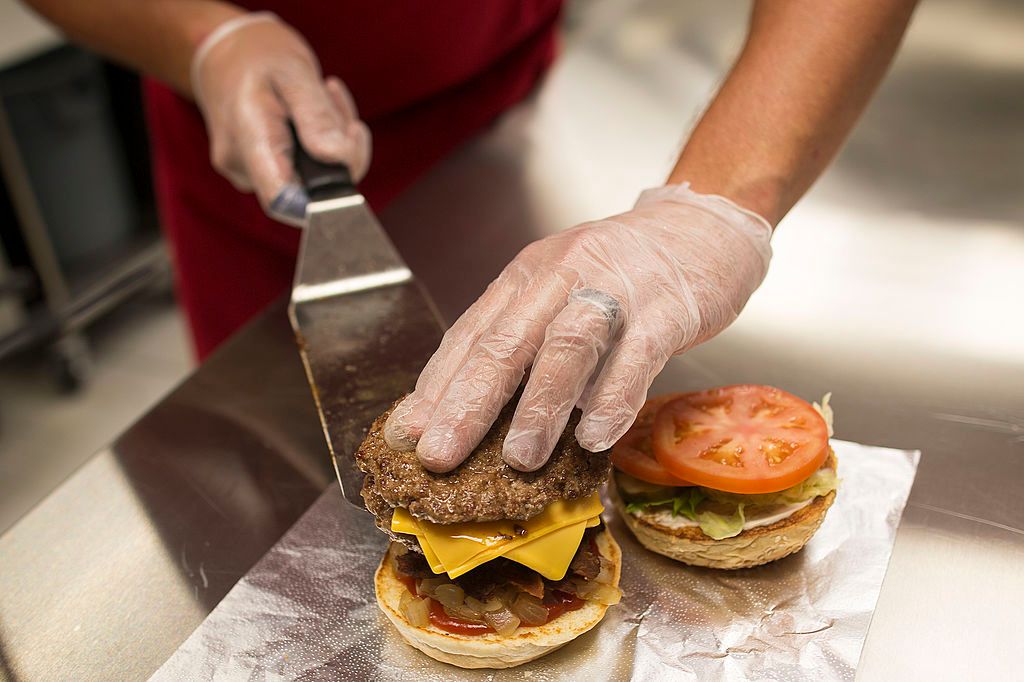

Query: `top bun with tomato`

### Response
(610, 384, 838, 570)
(356, 393, 622, 669)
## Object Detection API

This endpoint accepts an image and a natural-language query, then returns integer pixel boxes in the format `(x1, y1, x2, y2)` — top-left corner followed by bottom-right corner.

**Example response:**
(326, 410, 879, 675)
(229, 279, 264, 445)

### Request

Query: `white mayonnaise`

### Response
(642, 497, 816, 532)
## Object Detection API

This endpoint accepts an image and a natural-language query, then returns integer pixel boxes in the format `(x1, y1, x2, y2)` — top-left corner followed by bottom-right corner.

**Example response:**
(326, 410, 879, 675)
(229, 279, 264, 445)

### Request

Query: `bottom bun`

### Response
(612, 451, 837, 570)
(374, 529, 621, 669)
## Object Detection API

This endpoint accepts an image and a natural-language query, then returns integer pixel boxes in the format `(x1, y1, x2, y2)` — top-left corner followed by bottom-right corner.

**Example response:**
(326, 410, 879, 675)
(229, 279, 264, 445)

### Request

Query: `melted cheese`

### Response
(503, 515, 601, 579)
(391, 493, 603, 580)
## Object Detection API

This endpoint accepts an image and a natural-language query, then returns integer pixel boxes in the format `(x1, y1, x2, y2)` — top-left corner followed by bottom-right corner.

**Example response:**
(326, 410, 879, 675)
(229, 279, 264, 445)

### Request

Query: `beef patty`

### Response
(356, 394, 611, 526)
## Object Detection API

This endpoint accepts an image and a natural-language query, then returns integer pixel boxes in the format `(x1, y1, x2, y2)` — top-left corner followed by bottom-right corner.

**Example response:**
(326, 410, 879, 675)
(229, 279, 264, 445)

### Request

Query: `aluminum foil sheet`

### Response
(151, 440, 919, 681)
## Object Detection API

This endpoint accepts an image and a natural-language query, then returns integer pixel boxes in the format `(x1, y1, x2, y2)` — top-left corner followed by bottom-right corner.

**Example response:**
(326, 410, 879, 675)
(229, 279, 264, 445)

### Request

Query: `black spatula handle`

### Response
(290, 123, 356, 201)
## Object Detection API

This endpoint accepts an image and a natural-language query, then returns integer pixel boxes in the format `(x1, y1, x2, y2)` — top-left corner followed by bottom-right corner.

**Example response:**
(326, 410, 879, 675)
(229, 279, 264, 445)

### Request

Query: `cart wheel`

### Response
(52, 334, 92, 393)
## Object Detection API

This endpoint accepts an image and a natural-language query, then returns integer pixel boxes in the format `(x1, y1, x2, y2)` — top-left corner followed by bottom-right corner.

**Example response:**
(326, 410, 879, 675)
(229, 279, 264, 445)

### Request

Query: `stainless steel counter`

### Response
(1, 1, 1021, 679)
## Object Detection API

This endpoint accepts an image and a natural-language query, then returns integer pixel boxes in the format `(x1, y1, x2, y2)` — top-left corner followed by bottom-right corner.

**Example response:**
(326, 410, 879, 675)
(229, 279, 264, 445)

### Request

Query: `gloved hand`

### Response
(190, 12, 371, 226)
(384, 183, 773, 473)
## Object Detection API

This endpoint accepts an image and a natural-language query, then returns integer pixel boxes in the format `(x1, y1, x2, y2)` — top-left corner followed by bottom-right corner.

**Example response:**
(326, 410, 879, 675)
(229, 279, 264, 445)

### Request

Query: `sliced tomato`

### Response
(652, 385, 828, 494)
(611, 394, 692, 486)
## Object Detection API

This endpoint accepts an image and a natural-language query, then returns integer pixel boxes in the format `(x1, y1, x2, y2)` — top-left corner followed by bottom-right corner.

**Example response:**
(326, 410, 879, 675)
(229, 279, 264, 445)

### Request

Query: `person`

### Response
(26, 1, 917, 474)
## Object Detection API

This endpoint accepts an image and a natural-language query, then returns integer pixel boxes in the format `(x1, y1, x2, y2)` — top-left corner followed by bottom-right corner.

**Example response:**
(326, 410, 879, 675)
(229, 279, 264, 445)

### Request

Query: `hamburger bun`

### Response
(611, 450, 837, 570)
(374, 528, 622, 669)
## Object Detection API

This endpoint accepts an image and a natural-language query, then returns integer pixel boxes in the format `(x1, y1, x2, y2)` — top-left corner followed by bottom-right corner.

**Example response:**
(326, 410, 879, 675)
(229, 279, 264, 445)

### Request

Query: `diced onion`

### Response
(433, 583, 465, 610)
(399, 591, 430, 628)
(482, 597, 504, 612)
(573, 578, 621, 605)
(389, 547, 407, 573)
(431, 583, 486, 621)
(573, 578, 598, 598)
(511, 593, 548, 626)
(452, 595, 487, 621)
(586, 583, 622, 605)
(416, 577, 446, 597)
(484, 607, 521, 636)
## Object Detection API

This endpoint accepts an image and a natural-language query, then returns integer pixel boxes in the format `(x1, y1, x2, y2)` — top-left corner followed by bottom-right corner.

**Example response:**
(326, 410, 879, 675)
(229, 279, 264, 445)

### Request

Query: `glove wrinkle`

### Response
(407, 275, 574, 472)
(190, 12, 372, 225)
(394, 183, 772, 471)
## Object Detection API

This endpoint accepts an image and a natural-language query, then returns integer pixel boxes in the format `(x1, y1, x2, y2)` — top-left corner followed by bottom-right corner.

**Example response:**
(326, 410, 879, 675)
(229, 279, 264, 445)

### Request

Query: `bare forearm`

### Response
(670, 0, 917, 225)
(21, 0, 245, 96)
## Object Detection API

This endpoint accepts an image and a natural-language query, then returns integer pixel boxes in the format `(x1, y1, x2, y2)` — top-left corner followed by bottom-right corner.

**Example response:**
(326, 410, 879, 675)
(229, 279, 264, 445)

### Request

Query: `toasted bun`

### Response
(612, 451, 837, 570)
(374, 529, 621, 669)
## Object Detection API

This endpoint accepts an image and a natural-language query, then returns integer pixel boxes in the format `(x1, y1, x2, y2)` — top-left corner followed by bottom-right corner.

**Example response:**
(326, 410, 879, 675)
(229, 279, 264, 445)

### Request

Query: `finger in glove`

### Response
(503, 289, 622, 471)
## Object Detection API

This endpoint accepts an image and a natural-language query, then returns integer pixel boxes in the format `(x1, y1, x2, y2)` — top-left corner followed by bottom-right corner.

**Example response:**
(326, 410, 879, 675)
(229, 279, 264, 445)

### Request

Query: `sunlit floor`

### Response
(0, 295, 191, 532)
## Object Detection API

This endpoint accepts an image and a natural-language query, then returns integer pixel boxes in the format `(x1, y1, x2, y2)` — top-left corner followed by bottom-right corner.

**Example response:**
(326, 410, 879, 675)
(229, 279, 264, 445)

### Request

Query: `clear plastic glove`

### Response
(384, 184, 773, 473)
(190, 12, 371, 226)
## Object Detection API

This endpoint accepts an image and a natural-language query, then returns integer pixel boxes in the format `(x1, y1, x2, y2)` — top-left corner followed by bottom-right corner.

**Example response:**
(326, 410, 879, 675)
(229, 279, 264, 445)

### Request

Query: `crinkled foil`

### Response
(151, 440, 919, 681)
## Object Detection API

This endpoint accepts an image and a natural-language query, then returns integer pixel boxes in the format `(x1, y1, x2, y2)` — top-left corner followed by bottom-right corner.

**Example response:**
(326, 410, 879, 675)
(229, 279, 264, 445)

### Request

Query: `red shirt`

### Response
(145, 1, 561, 358)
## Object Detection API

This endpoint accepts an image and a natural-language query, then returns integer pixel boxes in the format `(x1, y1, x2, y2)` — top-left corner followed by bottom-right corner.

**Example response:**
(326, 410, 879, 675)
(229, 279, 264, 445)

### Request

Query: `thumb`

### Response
(325, 76, 372, 180)
(234, 88, 307, 226)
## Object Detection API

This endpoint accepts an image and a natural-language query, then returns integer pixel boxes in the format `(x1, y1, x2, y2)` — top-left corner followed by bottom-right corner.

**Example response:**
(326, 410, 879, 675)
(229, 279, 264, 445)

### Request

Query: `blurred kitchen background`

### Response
(0, 0, 1021, 542)
(0, 0, 190, 533)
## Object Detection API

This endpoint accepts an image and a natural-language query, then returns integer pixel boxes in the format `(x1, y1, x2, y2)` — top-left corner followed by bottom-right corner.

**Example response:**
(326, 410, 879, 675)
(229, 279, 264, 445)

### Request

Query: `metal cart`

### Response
(0, 29, 170, 390)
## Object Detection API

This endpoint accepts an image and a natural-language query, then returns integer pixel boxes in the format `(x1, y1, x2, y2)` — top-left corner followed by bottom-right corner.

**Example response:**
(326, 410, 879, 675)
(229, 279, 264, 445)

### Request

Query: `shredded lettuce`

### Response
(626, 487, 702, 518)
(620, 470, 838, 541)
(625, 488, 747, 540)
(696, 505, 746, 540)
(703, 469, 839, 507)
(673, 488, 705, 519)
(625, 488, 701, 518)
(813, 392, 834, 437)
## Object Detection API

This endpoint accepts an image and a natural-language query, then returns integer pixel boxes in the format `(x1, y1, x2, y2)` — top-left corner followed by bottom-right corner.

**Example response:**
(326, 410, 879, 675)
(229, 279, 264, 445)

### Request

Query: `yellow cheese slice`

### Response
(418, 494, 604, 575)
(391, 509, 445, 572)
(417, 536, 445, 574)
(390, 508, 421, 535)
(390, 493, 603, 579)
(503, 519, 587, 580)
(500, 514, 603, 580)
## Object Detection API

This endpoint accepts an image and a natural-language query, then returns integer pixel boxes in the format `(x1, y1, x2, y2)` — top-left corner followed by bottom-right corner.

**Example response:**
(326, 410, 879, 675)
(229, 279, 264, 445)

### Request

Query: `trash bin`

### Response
(0, 45, 136, 268)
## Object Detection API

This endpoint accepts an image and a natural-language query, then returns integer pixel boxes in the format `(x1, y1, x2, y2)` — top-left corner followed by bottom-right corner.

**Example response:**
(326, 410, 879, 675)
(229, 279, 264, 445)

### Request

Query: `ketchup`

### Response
(542, 590, 585, 622)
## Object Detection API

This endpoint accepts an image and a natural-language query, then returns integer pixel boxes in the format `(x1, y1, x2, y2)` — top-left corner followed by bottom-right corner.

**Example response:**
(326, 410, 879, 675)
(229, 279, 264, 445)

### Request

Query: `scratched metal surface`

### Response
(0, 303, 334, 681)
(1, 0, 1022, 680)
(288, 187, 445, 506)
(290, 282, 444, 507)
(0, 287, 443, 682)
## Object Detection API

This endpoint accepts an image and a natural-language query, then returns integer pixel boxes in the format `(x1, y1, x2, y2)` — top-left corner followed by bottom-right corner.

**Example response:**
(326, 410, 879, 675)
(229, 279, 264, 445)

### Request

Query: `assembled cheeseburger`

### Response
(356, 395, 622, 669)
(610, 384, 838, 569)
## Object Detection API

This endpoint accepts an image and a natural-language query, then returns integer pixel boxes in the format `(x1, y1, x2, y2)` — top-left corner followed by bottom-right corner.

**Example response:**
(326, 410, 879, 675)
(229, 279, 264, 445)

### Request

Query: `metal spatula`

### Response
(287, 132, 444, 508)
